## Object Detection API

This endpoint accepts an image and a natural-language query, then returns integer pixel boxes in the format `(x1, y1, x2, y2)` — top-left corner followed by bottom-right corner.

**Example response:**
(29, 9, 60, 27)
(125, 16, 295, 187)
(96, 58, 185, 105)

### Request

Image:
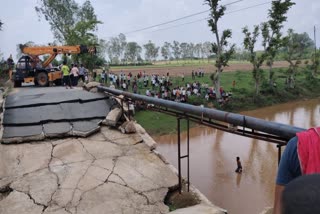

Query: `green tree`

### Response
(187, 43, 195, 60)
(282, 29, 305, 88)
(172, 41, 181, 60)
(118, 33, 127, 63)
(124, 42, 142, 64)
(161, 42, 172, 63)
(106, 33, 127, 64)
(260, 0, 295, 85)
(310, 51, 320, 77)
(35, 0, 101, 43)
(243, 0, 294, 96)
(205, 0, 235, 99)
(180, 42, 189, 59)
(202, 41, 212, 62)
(194, 43, 203, 60)
(35, 0, 104, 69)
(283, 29, 315, 88)
(243, 26, 267, 96)
(143, 40, 159, 62)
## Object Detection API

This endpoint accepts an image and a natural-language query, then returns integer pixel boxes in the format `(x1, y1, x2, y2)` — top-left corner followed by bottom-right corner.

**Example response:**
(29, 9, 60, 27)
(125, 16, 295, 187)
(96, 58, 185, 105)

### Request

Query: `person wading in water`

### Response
(235, 157, 243, 173)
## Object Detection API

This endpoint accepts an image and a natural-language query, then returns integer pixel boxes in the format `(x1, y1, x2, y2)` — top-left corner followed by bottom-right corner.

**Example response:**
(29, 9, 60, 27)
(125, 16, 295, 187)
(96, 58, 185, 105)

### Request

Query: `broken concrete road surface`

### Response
(0, 127, 178, 214)
(0, 127, 225, 214)
(2, 88, 115, 144)
(0, 87, 226, 213)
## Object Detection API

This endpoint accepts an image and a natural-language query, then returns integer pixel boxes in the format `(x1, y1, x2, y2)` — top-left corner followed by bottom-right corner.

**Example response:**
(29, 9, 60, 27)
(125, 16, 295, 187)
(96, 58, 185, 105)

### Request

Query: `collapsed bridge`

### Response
(97, 86, 306, 192)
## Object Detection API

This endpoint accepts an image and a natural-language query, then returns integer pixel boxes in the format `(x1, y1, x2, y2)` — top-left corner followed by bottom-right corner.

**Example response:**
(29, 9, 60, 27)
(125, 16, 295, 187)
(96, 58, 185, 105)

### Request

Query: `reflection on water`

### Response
(153, 98, 320, 214)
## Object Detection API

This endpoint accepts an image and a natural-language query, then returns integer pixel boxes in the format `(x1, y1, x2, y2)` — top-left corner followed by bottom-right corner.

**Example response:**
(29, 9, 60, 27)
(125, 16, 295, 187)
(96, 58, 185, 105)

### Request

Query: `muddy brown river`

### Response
(153, 98, 320, 214)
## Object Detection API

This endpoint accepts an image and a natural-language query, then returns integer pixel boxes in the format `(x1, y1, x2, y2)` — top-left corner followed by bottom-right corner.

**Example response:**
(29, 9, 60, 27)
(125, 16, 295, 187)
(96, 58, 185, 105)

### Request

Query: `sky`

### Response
(0, 0, 319, 60)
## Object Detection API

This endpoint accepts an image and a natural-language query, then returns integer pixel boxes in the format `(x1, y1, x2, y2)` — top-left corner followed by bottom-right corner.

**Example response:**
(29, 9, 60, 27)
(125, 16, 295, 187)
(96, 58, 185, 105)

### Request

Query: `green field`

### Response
(110, 59, 250, 70)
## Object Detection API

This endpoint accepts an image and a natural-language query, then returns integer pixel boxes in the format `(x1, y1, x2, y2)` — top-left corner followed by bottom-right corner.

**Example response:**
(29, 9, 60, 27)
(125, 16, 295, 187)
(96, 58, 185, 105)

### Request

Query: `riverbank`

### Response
(134, 67, 320, 136)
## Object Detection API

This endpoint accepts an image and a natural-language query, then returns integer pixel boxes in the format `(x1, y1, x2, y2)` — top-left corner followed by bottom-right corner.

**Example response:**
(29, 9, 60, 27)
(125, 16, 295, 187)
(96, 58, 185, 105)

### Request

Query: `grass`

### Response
(133, 67, 320, 136)
(134, 111, 195, 136)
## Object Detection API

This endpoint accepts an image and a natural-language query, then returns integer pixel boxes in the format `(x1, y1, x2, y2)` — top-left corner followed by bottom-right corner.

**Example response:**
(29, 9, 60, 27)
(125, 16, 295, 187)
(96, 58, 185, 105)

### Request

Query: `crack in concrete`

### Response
(77, 139, 97, 160)
(105, 157, 118, 183)
(108, 181, 151, 205)
(73, 157, 119, 214)
(66, 159, 94, 210)
(64, 207, 73, 214)
(47, 142, 60, 208)
(14, 189, 47, 211)
(103, 159, 153, 206)
(16, 155, 21, 165)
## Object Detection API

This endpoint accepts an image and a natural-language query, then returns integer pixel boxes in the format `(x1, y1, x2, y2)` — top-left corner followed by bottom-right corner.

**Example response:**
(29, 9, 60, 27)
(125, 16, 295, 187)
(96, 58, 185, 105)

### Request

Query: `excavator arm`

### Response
(20, 45, 96, 68)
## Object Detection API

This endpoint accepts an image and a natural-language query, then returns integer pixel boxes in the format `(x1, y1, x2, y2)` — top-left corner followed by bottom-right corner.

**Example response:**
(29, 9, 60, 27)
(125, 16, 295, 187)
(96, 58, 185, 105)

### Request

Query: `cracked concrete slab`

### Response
(114, 153, 178, 192)
(0, 142, 52, 178)
(72, 120, 101, 137)
(44, 122, 72, 137)
(0, 127, 224, 214)
(79, 139, 123, 159)
(1, 88, 114, 144)
(0, 190, 44, 214)
(5, 88, 107, 109)
(3, 100, 110, 125)
(10, 168, 57, 206)
(2, 125, 43, 138)
(52, 140, 93, 164)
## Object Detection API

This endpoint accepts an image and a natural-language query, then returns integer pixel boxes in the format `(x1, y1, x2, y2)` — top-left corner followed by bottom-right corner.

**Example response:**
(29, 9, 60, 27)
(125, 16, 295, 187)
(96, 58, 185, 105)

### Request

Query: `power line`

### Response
(149, 1, 272, 33)
(123, 0, 245, 35)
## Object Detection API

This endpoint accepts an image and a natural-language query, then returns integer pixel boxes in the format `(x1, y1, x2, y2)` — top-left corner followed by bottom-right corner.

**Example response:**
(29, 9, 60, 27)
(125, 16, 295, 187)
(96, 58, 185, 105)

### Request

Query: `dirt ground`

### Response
(109, 61, 289, 77)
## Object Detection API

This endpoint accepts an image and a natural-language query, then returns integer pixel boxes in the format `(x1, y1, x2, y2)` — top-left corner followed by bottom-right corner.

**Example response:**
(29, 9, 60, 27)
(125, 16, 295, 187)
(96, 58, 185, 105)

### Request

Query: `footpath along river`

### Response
(153, 98, 320, 214)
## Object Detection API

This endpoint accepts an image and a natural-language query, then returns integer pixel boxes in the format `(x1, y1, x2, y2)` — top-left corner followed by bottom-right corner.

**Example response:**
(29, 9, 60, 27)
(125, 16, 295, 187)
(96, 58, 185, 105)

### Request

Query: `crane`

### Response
(12, 44, 96, 87)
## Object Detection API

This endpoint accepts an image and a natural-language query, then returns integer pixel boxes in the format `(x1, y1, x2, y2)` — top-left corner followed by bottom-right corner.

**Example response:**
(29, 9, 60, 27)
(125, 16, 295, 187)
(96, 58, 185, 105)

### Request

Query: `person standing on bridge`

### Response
(273, 127, 320, 214)
(62, 61, 72, 89)
(79, 64, 86, 83)
(71, 64, 79, 86)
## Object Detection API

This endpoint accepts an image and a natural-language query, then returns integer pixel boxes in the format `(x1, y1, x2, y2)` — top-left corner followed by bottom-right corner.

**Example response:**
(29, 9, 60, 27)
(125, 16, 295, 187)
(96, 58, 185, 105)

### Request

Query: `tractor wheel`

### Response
(54, 79, 62, 86)
(14, 80, 22, 88)
(37, 72, 49, 87)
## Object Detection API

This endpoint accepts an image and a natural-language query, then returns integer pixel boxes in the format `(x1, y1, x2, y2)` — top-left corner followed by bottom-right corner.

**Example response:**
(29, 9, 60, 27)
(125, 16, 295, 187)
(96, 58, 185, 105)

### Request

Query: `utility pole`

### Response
(314, 26, 317, 75)
(314, 26, 317, 57)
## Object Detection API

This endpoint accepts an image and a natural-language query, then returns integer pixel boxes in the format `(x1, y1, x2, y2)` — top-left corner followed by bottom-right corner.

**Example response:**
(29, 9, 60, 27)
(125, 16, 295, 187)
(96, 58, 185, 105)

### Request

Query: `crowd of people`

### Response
(102, 68, 232, 106)
(57, 63, 232, 105)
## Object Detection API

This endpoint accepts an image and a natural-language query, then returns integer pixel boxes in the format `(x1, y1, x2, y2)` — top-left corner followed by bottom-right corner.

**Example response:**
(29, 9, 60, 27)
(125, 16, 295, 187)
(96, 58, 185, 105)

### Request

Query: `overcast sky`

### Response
(0, 0, 319, 60)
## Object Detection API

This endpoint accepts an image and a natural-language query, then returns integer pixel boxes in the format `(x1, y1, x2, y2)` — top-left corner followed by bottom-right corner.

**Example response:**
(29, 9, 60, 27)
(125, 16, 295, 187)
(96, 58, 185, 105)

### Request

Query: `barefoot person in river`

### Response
(235, 157, 243, 173)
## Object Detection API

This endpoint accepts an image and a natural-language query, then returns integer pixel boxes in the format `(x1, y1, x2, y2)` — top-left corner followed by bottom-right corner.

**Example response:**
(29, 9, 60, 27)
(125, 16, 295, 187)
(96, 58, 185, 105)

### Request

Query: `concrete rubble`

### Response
(103, 108, 123, 127)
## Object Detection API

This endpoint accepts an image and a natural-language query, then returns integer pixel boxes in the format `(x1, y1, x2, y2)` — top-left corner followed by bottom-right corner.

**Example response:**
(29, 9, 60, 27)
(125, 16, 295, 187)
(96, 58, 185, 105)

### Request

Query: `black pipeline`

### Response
(97, 86, 305, 140)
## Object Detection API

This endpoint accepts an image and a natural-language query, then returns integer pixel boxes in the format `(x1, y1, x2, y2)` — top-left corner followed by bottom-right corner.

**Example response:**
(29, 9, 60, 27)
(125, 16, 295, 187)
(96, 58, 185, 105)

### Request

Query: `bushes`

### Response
(187, 96, 206, 106)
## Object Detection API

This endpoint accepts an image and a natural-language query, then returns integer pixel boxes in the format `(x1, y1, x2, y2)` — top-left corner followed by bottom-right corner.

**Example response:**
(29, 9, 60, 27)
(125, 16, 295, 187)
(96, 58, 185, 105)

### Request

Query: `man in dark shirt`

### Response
(273, 136, 301, 214)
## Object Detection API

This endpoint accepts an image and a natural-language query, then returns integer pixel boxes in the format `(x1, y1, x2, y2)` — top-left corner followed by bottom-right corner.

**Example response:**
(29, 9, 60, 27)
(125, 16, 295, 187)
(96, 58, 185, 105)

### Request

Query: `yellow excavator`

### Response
(11, 45, 96, 87)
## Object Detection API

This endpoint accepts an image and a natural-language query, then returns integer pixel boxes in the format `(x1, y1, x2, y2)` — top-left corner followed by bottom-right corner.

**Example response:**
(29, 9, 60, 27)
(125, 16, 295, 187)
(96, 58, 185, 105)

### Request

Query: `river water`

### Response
(153, 98, 320, 214)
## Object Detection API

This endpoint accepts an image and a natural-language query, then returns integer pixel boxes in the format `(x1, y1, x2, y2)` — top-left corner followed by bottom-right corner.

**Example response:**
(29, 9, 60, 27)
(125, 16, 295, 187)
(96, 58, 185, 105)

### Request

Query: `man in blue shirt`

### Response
(273, 137, 301, 214)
